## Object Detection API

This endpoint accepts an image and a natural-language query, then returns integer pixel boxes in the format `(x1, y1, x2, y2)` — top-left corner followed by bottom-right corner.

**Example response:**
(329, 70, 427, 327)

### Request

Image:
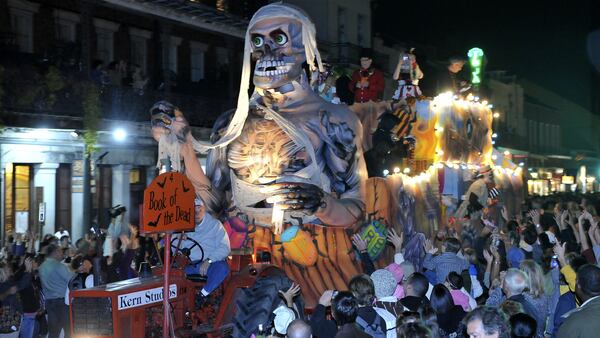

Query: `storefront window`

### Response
(3, 163, 31, 237)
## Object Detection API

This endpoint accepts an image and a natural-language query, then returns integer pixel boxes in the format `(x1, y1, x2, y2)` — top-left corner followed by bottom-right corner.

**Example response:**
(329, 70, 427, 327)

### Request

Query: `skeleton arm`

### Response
(311, 110, 367, 227)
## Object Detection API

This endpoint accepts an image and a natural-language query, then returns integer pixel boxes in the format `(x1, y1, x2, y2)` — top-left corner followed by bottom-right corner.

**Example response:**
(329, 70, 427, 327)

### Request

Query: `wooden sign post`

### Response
(142, 172, 195, 338)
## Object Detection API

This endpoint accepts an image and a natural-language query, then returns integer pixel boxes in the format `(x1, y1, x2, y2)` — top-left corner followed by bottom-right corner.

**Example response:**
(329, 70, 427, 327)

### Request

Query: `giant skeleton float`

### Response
(149, 2, 523, 334)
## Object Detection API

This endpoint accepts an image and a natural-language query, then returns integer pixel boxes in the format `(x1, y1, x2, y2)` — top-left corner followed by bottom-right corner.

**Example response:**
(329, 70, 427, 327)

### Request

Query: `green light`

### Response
(468, 47, 484, 85)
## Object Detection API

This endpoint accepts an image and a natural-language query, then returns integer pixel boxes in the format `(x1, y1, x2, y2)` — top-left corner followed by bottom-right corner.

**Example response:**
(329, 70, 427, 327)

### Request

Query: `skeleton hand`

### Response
(150, 101, 190, 143)
(264, 182, 325, 214)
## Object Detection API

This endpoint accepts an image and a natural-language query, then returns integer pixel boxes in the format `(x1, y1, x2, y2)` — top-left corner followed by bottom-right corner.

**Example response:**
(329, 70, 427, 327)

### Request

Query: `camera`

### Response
(107, 205, 127, 218)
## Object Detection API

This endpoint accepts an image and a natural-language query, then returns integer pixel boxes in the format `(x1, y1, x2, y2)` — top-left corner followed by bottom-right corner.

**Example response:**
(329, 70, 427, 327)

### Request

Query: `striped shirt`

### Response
(423, 252, 470, 283)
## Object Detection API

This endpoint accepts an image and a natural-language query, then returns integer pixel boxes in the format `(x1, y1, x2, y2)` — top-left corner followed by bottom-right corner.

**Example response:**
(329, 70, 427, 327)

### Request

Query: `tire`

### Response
(231, 271, 300, 338)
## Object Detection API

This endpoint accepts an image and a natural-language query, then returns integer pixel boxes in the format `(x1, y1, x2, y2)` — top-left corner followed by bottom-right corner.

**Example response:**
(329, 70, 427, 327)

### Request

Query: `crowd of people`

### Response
(1, 192, 600, 338)
(258, 193, 600, 338)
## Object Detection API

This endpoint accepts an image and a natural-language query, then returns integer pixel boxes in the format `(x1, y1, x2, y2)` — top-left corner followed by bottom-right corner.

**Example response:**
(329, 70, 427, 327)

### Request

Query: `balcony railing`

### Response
(1, 53, 234, 129)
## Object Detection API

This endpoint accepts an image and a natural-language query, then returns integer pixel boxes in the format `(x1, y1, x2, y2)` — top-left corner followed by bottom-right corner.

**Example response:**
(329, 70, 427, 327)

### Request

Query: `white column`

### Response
(112, 164, 132, 226)
(33, 163, 59, 235)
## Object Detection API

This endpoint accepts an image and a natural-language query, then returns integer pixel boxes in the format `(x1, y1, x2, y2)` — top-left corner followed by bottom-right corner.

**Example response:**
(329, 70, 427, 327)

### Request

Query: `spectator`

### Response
(463, 306, 510, 338)
(0, 258, 33, 336)
(348, 274, 387, 337)
(64, 255, 94, 306)
(331, 291, 370, 338)
(39, 244, 74, 338)
(557, 264, 600, 338)
(499, 300, 525, 318)
(287, 319, 312, 338)
(510, 313, 537, 338)
(371, 269, 400, 337)
(401, 273, 431, 312)
(310, 290, 338, 337)
(423, 237, 470, 284)
(519, 260, 549, 337)
(396, 321, 433, 338)
(429, 284, 466, 336)
(445, 271, 474, 311)
(487, 269, 537, 322)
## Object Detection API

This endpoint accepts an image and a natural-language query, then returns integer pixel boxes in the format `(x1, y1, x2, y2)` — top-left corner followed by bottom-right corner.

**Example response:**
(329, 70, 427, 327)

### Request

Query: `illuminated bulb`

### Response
(492, 155, 498, 160)
(491, 141, 496, 145)
(467, 93, 474, 101)
(474, 96, 480, 102)
(493, 112, 500, 118)
(519, 162, 525, 167)
(383, 169, 390, 176)
(491, 133, 498, 138)
(482, 100, 488, 106)
(393, 167, 400, 174)
(436, 163, 444, 169)
(403, 167, 411, 174)
(436, 150, 444, 155)
(113, 128, 127, 141)
(503, 150, 510, 156)
(436, 126, 444, 132)
(488, 104, 494, 109)
(453, 164, 460, 169)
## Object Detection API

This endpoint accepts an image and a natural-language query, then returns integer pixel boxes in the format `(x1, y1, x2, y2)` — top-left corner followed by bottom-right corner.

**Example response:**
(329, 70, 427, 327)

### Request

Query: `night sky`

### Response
(373, 0, 599, 113)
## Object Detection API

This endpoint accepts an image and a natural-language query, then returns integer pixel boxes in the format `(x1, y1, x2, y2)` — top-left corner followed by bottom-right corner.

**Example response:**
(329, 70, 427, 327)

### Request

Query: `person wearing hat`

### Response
(348, 48, 387, 151)
(371, 269, 401, 337)
(349, 48, 385, 104)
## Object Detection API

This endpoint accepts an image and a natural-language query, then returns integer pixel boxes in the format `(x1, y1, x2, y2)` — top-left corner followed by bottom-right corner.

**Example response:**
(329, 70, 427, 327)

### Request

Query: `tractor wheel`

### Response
(231, 271, 299, 338)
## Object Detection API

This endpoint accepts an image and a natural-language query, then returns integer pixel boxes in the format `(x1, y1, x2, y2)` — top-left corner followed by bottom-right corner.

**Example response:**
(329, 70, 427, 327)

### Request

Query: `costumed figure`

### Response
(455, 165, 500, 225)
(312, 63, 340, 104)
(364, 99, 417, 177)
(392, 48, 423, 101)
(349, 48, 388, 152)
(150, 3, 367, 308)
(436, 57, 471, 97)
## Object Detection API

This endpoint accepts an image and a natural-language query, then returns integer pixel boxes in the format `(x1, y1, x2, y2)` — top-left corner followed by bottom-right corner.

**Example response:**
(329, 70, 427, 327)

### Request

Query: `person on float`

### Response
(171, 197, 230, 308)
(348, 48, 386, 151)
(436, 56, 471, 97)
(392, 48, 423, 101)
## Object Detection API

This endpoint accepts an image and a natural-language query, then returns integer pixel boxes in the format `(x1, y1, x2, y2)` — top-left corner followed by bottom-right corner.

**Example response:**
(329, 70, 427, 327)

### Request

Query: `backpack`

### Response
(356, 312, 386, 338)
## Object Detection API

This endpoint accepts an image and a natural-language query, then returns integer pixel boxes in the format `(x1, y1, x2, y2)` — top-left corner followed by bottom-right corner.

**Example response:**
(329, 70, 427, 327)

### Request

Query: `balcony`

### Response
(0, 51, 234, 130)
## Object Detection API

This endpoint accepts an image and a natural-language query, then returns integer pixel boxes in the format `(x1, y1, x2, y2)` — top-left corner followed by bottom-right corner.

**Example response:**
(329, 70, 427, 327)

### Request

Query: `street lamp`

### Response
(113, 128, 127, 141)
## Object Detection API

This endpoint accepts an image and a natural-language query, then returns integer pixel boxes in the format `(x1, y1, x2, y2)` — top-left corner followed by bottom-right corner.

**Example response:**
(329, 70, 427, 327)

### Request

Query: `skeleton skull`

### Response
(250, 17, 306, 89)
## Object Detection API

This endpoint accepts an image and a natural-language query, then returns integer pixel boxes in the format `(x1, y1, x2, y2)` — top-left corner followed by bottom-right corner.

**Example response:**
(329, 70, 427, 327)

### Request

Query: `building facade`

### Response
(0, 0, 257, 242)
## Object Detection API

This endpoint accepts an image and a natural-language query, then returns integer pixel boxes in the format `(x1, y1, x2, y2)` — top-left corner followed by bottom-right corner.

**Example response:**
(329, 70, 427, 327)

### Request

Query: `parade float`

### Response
(135, 3, 524, 337)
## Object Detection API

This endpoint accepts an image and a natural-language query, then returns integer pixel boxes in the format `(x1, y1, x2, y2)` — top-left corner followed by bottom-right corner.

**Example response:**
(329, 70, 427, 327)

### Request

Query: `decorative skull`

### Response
(250, 17, 306, 89)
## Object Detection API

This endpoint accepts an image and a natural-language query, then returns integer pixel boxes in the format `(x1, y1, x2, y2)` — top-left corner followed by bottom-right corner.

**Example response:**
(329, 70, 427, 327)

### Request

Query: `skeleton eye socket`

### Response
(274, 33, 288, 46)
(252, 35, 264, 48)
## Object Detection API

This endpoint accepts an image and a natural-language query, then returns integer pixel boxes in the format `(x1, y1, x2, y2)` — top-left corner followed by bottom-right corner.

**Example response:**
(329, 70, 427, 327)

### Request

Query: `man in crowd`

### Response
(400, 272, 431, 312)
(557, 264, 600, 338)
(39, 244, 74, 338)
(287, 319, 312, 338)
(331, 291, 371, 338)
(423, 237, 470, 284)
(464, 306, 510, 338)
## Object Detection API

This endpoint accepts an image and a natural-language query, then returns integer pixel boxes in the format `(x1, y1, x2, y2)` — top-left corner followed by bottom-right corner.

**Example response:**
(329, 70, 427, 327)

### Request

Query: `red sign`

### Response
(141, 172, 195, 234)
